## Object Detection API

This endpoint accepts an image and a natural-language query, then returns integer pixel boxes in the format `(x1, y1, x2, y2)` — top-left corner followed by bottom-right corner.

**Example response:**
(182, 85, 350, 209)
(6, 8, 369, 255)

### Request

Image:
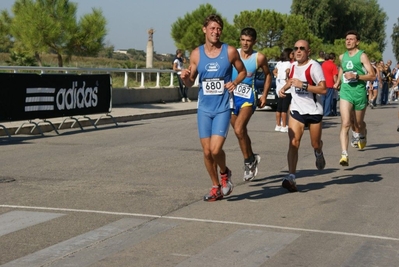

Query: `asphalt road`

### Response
(1, 102, 399, 267)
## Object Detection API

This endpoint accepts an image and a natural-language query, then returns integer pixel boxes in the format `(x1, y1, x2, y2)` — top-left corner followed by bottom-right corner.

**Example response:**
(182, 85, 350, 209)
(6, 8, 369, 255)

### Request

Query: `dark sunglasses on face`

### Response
(293, 46, 306, 51)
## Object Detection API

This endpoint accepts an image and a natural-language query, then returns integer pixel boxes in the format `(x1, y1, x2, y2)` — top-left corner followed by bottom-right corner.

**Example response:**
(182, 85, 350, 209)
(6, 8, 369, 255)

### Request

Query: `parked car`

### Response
(255, 61, 278, 110)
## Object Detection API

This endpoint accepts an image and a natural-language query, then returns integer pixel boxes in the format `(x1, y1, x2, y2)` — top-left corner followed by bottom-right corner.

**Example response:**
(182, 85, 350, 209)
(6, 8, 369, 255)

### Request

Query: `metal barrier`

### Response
(0, 66, 200, 88)
(0, 72, 114, 137)
(0, 66, 200, 137)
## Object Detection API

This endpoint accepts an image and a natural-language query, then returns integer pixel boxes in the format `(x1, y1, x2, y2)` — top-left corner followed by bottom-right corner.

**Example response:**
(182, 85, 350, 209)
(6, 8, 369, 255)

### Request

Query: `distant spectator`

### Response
(316, 51, 325, 64)
(273, 48, 293, 132)
(367, 59, 379, 108)
(321, 52, 338, 116)
(173, 49, 190, 102)
(389, 62, 399, 103)
(289, 50, 295, 63)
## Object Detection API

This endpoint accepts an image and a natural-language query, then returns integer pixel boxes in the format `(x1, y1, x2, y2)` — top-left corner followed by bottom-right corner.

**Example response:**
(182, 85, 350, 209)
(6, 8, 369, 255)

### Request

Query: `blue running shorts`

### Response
(197, 109, 231, 139)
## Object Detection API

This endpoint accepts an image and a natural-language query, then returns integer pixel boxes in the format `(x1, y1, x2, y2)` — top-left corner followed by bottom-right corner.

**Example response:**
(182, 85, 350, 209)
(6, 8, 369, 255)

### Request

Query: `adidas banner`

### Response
(0, 73, 112, 122)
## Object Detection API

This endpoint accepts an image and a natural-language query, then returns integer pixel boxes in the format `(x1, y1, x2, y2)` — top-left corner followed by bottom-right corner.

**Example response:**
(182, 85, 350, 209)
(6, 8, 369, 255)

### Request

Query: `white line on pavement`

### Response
(1, 204, 398, 242)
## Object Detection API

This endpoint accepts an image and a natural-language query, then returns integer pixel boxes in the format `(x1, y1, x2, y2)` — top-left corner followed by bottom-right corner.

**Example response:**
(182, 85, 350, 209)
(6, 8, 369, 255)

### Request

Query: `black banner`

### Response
(0, 73, 112, 121)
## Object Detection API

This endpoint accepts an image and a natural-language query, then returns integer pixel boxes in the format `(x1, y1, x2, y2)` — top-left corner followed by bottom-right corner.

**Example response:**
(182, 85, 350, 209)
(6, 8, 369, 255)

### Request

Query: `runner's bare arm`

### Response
(360, 53, 376, 81)
(180, 48, 199, 88)
(257, 53, 272, 108)
(227, 46, 246, 92)
(333, 55, 344, 89)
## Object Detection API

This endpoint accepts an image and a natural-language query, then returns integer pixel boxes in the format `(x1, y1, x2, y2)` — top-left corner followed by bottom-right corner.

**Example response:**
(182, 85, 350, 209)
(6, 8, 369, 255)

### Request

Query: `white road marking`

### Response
(0, 211, 64, 237)
(1, 218, 149, 267)
(1, 204, 399, 242)
(176, 229, 299, 267)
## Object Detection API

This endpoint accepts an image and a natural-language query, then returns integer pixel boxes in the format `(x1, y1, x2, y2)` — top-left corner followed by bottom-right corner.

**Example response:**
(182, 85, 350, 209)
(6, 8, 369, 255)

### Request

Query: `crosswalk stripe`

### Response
(1, 218, 176, 267)
(342, 241, 399, 266)
(176, 229, 300, 267)
(0, 211, 64, 237)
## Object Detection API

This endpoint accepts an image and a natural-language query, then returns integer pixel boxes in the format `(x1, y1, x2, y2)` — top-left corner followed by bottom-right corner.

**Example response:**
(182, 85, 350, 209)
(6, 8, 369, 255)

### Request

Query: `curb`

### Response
(0, 109, 198, 137)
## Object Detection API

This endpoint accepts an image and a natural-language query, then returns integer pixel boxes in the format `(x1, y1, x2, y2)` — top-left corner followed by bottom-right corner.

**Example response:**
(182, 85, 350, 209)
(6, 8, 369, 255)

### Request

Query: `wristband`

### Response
(302, 82, 308, 91)
(356, 74, 359, 80)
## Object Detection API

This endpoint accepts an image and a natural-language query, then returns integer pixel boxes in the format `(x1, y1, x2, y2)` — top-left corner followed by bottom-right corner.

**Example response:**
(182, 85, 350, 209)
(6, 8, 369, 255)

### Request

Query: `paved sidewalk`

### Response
(0, 101, 198, 136)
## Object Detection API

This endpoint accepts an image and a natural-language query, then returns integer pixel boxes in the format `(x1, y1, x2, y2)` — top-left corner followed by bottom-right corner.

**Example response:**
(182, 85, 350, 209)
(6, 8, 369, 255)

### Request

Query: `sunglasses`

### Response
(293, 46, 306, 51)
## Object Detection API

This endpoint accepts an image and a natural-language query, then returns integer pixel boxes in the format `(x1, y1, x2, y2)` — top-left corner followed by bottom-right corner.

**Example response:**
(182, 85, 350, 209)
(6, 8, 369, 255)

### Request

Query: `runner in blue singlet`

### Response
(230, 27, 271, 182)
(180, 14, 246, 202)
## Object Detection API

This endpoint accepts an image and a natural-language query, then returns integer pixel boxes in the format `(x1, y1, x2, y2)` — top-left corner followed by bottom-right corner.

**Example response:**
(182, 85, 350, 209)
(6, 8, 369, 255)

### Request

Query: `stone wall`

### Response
(112, 86, 199, 105)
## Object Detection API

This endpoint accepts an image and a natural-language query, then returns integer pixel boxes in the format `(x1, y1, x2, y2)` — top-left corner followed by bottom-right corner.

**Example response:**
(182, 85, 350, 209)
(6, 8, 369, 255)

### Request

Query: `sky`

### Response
(0, 0, 397, 61)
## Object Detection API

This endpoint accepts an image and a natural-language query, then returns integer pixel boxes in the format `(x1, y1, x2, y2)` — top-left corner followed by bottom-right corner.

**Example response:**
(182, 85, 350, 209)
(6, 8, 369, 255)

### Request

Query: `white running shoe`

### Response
(350, 136, 359, 148)
(243, 154, 261, 181)
(274, 125, 281, 131)
(280, 126, 288, 133)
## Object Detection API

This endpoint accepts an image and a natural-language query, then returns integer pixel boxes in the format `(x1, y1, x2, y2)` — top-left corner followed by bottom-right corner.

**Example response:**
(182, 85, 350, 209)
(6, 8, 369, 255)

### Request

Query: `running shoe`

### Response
(350, 136, 359, 148)
(220, 168, 233, 196)
(274, 125, 281, 131)
(243, 154, 261, 182)
(282, 174, 297, 192)
(203, 186, 223, 202)
(280, 126, 289, 133)
(315, 152, 326, 170)
(357, 128, 367, 149)
(339, 154, 349, 166)
(315, 140, 326, 170)
(358, 137, 367, 149)
(369, 100, 374, 109)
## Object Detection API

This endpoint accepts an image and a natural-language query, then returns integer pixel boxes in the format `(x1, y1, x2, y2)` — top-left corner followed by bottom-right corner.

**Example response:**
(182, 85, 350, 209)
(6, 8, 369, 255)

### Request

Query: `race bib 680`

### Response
(202, 78, 224, 95)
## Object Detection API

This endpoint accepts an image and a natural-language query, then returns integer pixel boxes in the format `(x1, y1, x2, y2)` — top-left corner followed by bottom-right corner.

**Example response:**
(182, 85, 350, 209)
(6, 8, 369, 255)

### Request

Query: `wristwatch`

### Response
(302, 82, 308, 91)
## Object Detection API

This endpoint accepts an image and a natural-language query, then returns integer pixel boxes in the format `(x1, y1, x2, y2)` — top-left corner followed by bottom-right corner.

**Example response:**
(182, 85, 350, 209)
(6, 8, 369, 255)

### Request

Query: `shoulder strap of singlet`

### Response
(305, 64, 315, 85)
(289, 64, 315, 85)
(289, 65, 295, 78)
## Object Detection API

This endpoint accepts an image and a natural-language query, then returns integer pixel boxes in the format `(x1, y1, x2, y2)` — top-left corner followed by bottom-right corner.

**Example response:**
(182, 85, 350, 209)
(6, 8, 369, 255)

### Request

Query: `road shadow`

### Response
(344, 156, 399, 171)
(321, 119, 340, 129)
(360, 143, 399, 151)
(226, 168, 383, 201)
(300, 173, 382, 192)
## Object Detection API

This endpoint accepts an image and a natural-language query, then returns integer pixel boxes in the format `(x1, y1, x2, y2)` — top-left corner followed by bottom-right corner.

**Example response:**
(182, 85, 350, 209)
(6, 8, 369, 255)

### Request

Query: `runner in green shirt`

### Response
(333, 30, 375, 166)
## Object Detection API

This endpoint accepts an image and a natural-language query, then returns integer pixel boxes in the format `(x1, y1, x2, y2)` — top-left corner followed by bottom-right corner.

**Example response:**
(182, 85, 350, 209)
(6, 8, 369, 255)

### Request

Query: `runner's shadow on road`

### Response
(344, 156, 399, 171)
(226, 170, 382, 201)
(251, 168, 339, 187)
(300, 173, 383, 192)
(321, 119, 340, 129)
(361, 143, 399, 151)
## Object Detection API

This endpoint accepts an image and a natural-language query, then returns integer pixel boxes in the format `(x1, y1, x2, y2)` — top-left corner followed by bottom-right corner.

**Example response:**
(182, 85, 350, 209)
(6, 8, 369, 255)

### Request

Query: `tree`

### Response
(67, 8, 107, 59)
(170, 4, 238, 54)
(281, 14, 323, 52)
(5, 0, 107, 67)
(0, 10, 13, 52)
(233, 10, 320, 61)
(6, 51, 37, 66)
(233, 9, 286, 49)
(291, 0, 387, 52)
(392, 18, 399, 62)
(331, 39, 382, 62)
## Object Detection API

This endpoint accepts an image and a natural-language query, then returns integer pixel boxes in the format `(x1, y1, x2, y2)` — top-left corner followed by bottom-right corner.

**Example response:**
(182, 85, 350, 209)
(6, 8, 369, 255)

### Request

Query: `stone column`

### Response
(146, 29, 154, 68)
